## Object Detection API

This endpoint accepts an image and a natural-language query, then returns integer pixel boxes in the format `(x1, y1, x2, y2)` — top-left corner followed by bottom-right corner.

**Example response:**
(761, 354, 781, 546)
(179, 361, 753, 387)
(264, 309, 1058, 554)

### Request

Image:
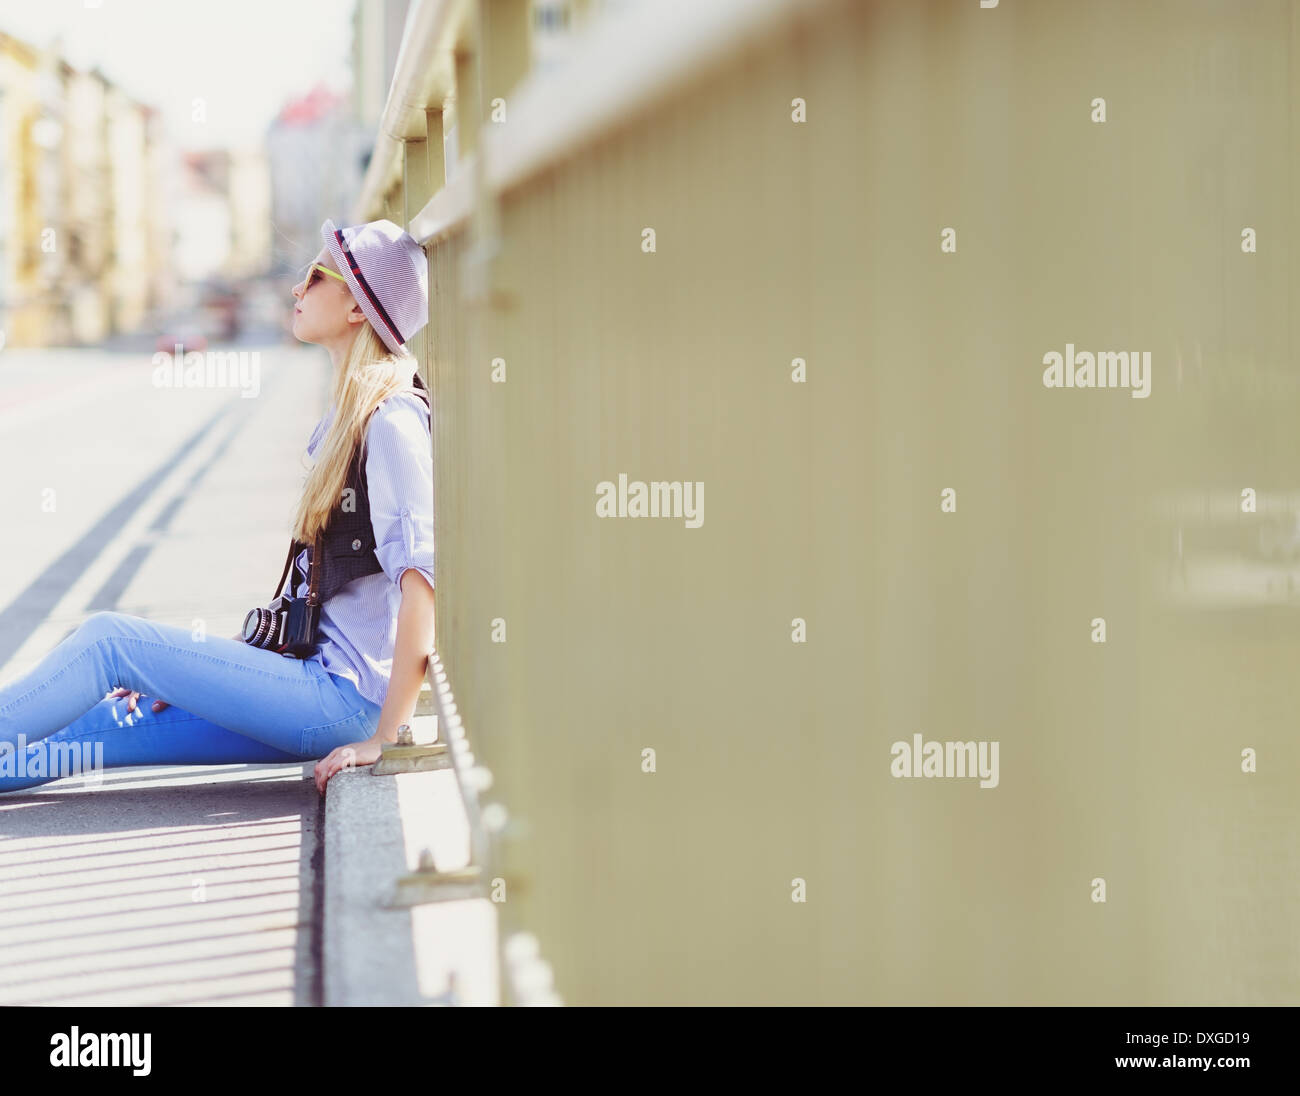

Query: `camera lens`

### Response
(243, 607, 277, 648)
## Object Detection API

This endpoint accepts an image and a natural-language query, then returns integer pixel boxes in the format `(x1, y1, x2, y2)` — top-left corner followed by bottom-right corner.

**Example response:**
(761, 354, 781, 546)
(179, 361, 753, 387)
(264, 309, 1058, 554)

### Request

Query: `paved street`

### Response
(0, 332, 340, 1005)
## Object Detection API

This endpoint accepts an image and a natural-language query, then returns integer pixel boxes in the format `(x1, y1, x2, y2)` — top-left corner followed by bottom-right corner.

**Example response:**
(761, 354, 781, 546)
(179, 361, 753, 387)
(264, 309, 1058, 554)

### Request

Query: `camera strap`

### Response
(307, 533, 322, 607)
(273, 538, 300, 601)
(271, 535, 325, 603)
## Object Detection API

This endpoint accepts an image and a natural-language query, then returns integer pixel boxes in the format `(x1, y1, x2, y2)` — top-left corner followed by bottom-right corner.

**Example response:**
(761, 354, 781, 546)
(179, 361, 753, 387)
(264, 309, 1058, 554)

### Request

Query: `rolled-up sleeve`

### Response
(364, 395, 434, 595)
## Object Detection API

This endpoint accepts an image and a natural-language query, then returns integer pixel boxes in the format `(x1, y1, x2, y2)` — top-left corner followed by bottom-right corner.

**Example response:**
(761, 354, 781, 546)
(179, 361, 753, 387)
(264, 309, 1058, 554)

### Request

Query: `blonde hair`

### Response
(290, 320, 424, 544)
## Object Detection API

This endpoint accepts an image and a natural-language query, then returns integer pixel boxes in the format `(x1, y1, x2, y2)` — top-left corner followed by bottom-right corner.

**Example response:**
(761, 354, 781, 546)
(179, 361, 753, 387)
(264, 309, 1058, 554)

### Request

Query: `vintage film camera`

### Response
(242, 536, 322, 659)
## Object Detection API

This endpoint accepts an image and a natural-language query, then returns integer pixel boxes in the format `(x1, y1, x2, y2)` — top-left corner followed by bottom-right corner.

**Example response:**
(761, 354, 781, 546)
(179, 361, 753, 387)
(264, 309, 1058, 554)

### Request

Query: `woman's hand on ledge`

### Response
(314, 735, 385, 795)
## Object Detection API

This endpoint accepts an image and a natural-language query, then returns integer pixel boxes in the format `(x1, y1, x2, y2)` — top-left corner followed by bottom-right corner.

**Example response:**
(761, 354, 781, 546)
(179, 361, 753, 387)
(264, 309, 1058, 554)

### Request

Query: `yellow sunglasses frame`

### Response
(301, 261, 346, 289)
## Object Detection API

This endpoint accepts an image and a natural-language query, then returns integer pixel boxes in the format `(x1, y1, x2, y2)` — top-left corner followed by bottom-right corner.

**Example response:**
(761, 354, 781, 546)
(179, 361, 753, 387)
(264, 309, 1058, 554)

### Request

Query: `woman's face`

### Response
(291, 250, 357, 346)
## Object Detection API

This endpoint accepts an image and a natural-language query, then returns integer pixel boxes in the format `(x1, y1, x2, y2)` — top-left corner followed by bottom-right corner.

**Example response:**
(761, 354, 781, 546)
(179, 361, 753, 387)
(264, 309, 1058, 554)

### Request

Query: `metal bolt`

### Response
(418, 847, 437, 872)
(396, 724, 413, 746)
(505, 932, 541, 965)
(481, 802, 509, 833)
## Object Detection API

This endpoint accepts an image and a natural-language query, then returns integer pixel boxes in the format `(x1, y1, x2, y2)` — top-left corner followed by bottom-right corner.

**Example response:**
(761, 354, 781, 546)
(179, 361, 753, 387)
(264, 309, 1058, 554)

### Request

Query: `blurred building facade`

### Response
(266, 83, 372, 277)
(228, 147, 273, 281)
(258, 0, 413, 279)
(351, 0, 411, 130)
(0, 29, 172, 347)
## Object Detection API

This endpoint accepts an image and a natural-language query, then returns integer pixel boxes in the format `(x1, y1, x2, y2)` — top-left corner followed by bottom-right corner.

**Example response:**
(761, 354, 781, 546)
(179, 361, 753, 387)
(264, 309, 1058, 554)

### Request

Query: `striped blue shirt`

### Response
(290, 389, 435, 709)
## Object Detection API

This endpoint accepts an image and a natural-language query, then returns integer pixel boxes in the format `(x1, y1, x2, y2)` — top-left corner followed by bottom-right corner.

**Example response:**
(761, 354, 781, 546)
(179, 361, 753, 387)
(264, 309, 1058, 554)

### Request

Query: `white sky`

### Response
(0, 0, 357, 150)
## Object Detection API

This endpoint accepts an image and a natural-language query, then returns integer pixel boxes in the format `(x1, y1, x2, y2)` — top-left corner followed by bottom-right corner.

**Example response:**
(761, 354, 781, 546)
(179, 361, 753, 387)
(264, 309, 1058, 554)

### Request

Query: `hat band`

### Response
(334, 229, 406, 348)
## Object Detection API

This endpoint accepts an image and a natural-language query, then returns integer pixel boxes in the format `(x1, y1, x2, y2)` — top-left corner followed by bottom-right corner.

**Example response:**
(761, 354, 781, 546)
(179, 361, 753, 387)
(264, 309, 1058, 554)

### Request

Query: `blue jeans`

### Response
(0, 610, 384, 794)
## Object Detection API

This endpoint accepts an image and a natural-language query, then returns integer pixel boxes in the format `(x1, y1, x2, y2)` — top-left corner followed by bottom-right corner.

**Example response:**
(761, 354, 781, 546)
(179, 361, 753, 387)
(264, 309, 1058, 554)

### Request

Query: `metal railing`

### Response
(347, 0, 1300, 1006)
(353, 0, 855, 1007)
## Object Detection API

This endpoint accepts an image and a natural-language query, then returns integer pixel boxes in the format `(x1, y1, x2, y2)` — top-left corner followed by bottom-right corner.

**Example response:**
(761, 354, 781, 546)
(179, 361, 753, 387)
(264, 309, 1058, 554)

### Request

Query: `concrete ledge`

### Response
(322, 715, 499, 1006)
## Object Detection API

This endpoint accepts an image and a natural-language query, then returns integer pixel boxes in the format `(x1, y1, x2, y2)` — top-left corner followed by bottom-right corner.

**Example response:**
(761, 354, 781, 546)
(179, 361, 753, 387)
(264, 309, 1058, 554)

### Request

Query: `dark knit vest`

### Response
(289, 374, 431, 604)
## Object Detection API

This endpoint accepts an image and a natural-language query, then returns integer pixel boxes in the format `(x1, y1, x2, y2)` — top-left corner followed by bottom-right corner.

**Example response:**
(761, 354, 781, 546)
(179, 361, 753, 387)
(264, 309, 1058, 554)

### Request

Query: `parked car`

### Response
(202, 285, 242, 340)
(153, 310, 209, 355)
(154, 327, 208, 355)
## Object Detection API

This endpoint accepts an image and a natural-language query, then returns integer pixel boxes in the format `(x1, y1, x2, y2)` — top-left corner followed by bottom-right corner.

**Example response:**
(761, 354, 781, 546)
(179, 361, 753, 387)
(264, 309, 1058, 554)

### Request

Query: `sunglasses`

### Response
(299, 262, 346, 291)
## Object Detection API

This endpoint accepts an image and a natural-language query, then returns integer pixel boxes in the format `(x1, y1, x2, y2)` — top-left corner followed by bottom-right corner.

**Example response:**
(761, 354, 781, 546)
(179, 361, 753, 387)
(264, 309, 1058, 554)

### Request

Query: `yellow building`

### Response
(104, 81, 151, 335)
(0, 30, 56, 346)
(226, 146, 272, 280)
(0, 29, 165, 347)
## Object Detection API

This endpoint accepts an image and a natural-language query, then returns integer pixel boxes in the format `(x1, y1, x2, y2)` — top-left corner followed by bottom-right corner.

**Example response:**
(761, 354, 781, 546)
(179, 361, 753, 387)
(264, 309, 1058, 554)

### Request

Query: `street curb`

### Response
(321, 723, 499, 1006)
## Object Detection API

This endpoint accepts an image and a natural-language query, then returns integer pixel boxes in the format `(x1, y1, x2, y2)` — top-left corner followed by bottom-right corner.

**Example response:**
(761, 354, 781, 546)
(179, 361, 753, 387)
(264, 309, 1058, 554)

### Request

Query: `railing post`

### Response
(420, 107, 445, 396)
(382, 183, 402, 225)
(452, 19, 481, 164)
(401, 121, 438, 379)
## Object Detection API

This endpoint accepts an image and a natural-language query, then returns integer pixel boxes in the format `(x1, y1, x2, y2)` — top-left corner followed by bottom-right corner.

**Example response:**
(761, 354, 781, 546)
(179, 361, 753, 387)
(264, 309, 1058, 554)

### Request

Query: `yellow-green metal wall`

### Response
(425, 0, 1300, 1004)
